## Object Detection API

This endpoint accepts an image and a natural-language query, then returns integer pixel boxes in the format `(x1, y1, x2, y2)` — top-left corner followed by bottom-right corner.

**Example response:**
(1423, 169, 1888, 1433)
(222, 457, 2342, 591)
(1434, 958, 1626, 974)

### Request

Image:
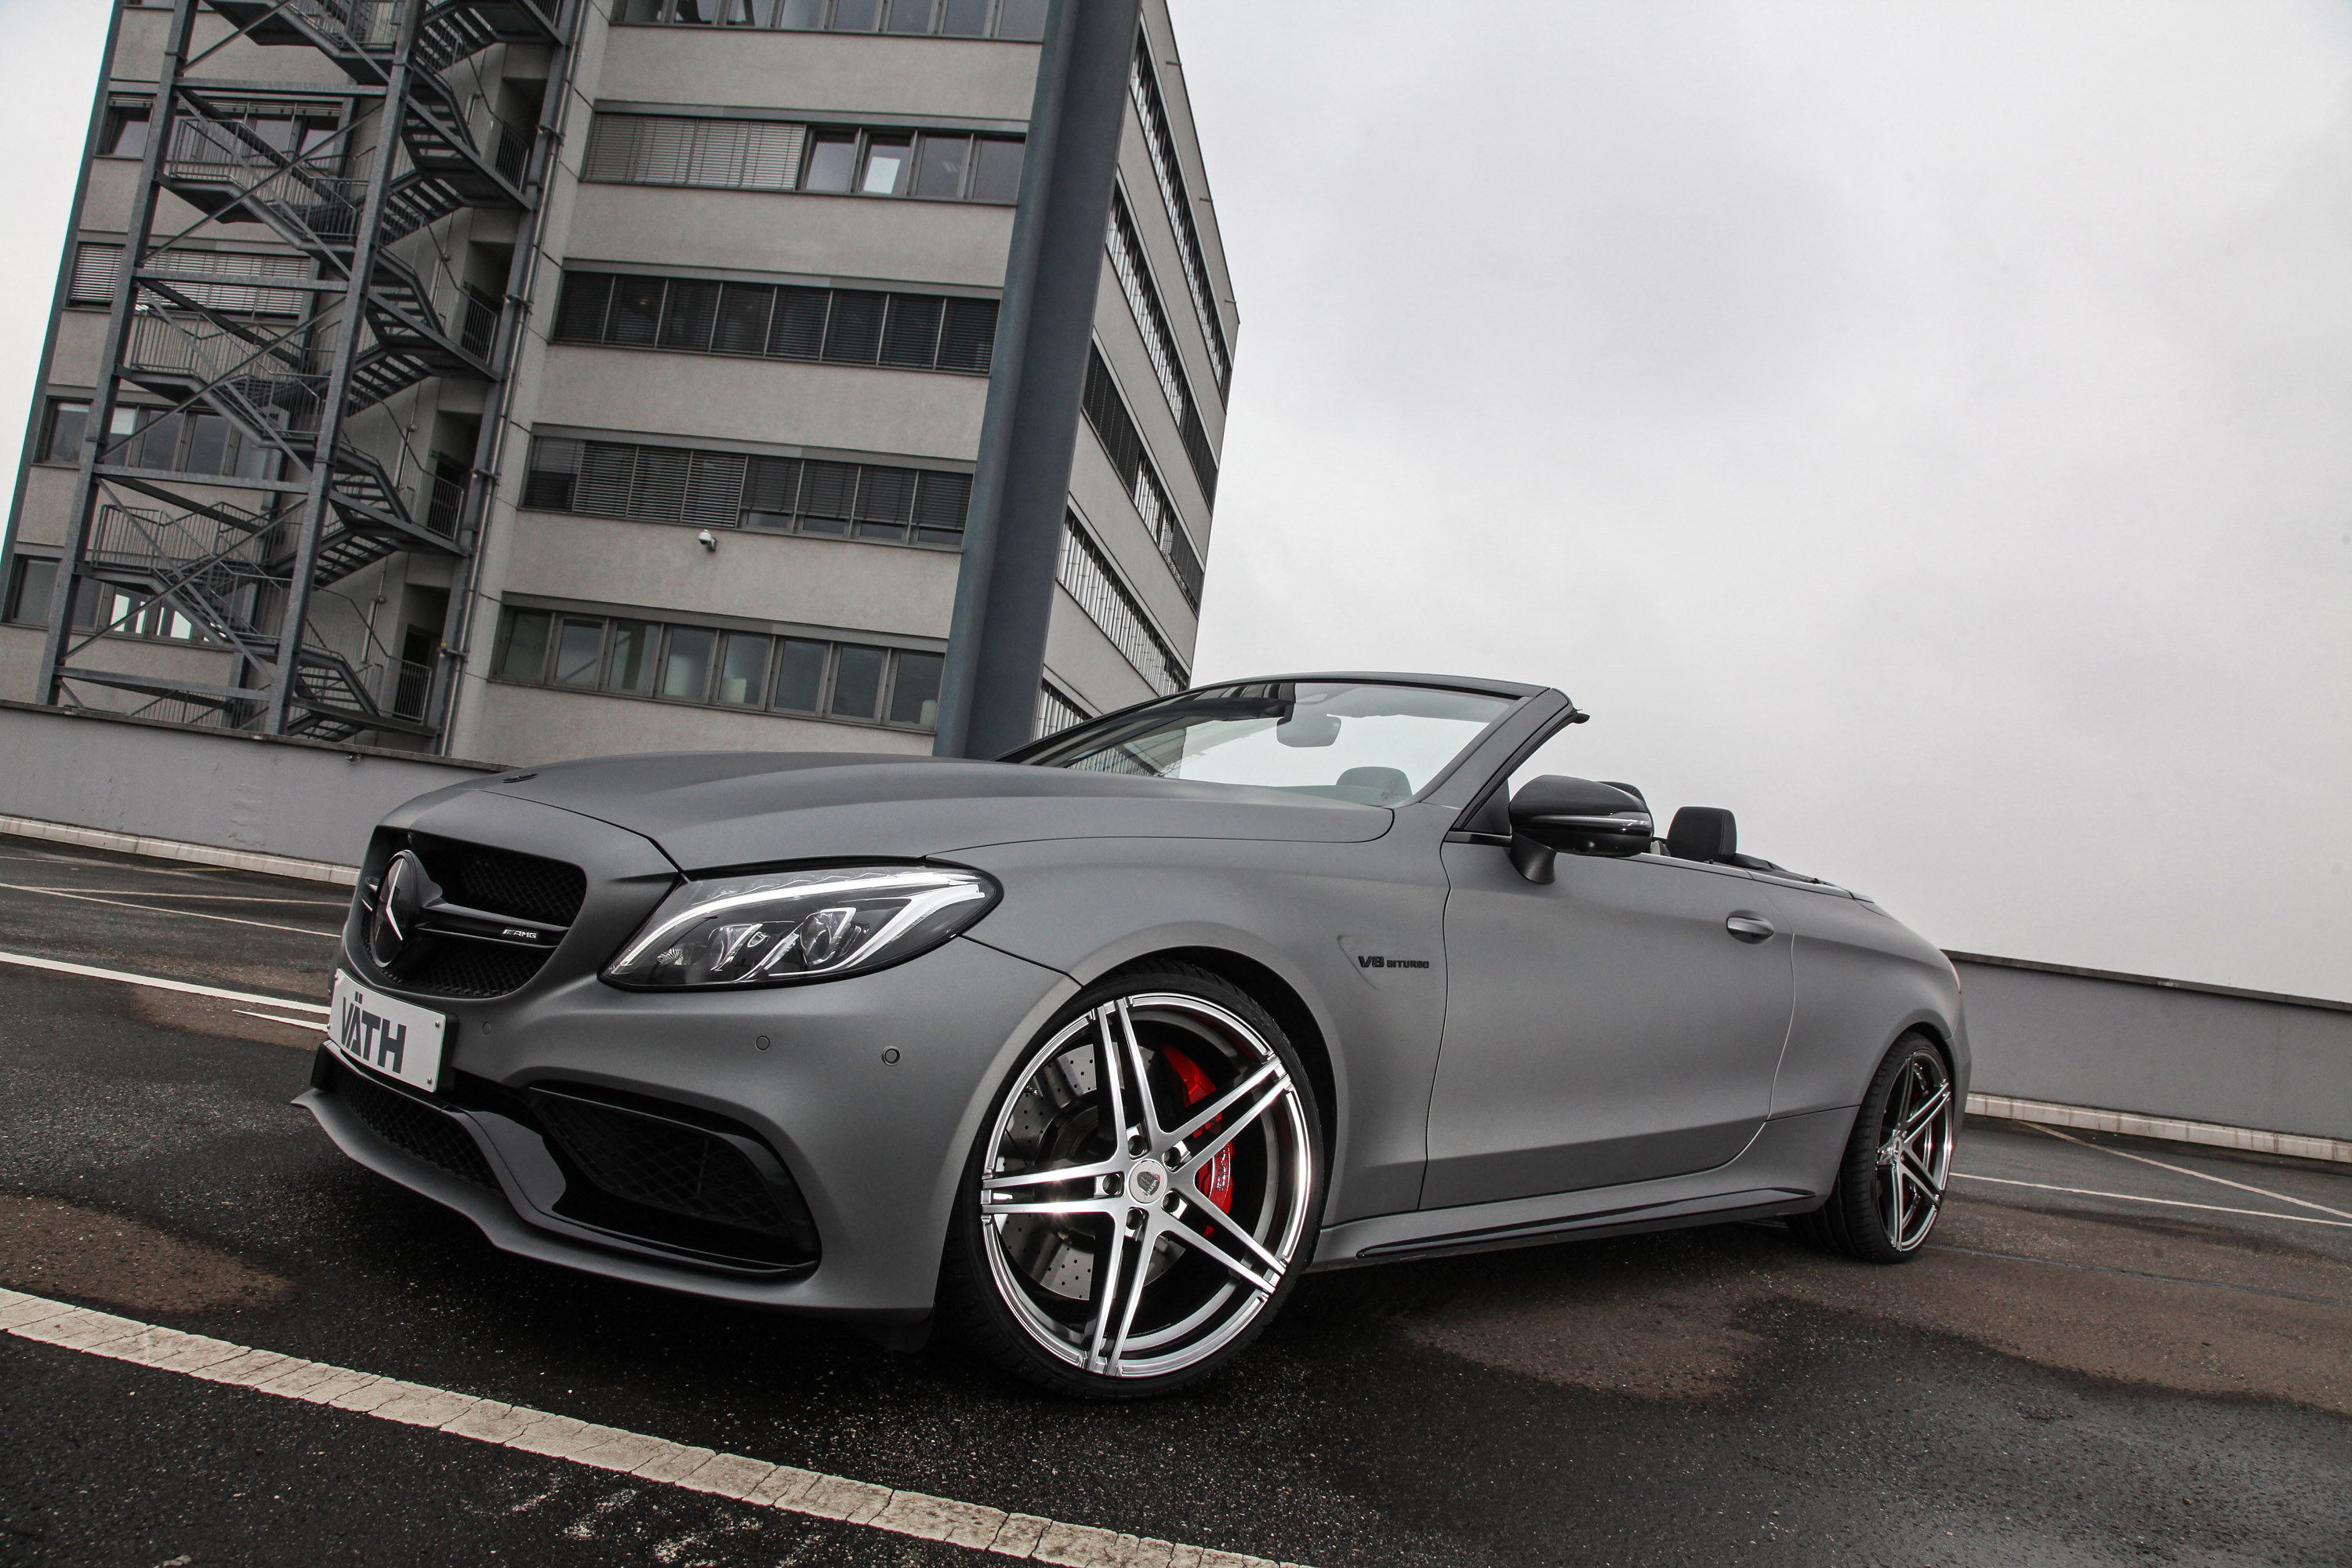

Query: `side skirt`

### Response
(1309, 1105, 1853, 1268)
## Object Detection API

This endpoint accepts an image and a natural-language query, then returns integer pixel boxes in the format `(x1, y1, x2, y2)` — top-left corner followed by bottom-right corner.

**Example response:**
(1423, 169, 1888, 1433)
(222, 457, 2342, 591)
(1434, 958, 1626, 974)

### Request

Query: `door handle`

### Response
(1725, 914, 1775, 943)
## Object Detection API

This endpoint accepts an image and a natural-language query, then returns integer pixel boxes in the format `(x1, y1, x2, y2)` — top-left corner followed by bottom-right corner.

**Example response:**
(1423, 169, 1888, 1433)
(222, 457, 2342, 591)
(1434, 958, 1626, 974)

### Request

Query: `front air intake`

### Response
(526, 1085, 818, 1270)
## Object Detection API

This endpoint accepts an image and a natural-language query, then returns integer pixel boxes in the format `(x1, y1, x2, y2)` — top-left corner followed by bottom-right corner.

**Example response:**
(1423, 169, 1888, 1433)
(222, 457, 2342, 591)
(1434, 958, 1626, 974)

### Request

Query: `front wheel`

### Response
(940, 965, 1323, 1398)
(1791, 1032, 1957, 1262)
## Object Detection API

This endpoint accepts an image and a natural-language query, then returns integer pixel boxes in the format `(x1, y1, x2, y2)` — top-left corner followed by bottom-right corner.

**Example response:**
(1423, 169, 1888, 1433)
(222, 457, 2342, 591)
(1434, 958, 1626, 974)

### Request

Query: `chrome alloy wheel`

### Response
(1873, 1048, 1955, 1251)
(977, 993, 1315, 1381)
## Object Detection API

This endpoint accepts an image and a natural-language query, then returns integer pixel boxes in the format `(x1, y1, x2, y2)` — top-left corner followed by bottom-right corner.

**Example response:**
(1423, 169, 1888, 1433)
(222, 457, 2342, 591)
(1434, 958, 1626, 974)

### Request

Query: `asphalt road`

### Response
(2, 833, 2347, 1567)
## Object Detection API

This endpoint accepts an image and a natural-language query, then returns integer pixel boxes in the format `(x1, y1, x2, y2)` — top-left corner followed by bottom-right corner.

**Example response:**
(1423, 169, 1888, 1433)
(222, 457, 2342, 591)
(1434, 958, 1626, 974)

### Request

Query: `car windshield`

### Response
(1018, 681, 1514, 804)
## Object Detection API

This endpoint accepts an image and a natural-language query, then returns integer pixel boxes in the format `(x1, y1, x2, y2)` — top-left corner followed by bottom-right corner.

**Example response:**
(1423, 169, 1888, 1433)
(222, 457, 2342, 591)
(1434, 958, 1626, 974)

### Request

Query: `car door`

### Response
(1419, 840, 1795, 1210)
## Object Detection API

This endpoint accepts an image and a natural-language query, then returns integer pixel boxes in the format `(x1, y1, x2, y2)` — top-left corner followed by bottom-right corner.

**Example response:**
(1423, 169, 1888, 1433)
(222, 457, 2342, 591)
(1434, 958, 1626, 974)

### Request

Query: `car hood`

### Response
(468, 751, 1392, 870)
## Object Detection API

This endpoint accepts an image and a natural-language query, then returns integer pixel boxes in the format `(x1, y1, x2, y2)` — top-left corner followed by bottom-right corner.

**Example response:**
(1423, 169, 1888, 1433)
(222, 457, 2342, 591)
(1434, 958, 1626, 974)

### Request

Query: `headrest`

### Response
(1667, 806, 1737, 862)
(1336, 766, 1411, 803)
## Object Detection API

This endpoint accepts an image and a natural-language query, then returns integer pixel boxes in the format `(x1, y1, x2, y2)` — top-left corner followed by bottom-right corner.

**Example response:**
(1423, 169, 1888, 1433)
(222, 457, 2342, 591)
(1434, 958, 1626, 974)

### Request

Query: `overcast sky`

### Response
(0, 2, 2344, 1000)
(1171, 1, 2351, 1001)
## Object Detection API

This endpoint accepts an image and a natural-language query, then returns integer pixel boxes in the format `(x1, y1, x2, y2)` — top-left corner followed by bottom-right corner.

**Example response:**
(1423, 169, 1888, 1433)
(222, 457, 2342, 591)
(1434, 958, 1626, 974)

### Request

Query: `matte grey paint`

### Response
(934, 0, 1143, 760)
(1424, 844, 1794, 1207)
(306, 674, 1965, 1317)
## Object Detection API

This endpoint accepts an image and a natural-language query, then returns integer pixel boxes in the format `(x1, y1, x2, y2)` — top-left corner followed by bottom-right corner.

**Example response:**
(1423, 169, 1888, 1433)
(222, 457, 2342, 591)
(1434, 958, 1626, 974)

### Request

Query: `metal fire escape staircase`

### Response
(39, 0, 568, 743)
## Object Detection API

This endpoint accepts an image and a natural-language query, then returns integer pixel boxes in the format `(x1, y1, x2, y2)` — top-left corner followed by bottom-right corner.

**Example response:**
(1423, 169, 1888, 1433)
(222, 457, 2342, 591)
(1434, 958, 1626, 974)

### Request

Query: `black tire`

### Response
(1790, 1032, 1957, 1263)
(940, 963, 1325, 1399)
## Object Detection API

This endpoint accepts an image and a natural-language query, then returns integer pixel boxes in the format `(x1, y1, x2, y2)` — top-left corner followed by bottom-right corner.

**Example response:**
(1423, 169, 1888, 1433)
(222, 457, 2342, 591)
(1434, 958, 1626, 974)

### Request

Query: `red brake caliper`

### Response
(1162, 1047, 1233, 1217)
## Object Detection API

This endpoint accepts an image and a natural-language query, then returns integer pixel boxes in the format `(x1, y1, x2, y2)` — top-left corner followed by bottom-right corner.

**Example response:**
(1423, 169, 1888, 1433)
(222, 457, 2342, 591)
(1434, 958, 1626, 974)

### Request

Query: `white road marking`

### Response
(234, 1009, 332, 1033)
(0, 882, 339, 938)
(0, 1289, 1301, 1568)
(2025, 1123, 2352, 1221)
(0, 950, 330, 1015)
(5, 884, 347, 908)
(1954, 1172, 2352, 1229)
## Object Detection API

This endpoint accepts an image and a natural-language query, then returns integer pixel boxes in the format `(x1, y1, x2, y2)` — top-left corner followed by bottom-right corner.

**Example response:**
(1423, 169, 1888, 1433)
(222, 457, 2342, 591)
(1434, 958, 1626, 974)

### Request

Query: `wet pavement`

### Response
(2, 834, 2347, 1566)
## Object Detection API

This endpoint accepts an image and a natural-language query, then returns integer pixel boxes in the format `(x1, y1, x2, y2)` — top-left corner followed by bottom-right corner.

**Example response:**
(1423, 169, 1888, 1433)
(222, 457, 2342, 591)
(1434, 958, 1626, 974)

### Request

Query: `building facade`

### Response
(0, 0, 1234, 765)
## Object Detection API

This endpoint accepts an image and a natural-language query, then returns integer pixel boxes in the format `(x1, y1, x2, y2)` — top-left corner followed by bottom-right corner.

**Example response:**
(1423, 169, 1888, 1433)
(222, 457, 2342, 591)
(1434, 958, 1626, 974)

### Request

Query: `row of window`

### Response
(1105, 189, 1218, 505)
(615, 0, 1047, 39)
(42, 399, 281, 482)
(582, 113, 1022, 205)
(1036, 681, 1090, 741)
(522, 436, 971, 548)
(1130, 42, 1232, 395)
(3, 557, 209, 644)
(492, 607, 944, 730)
(1059, 516, 1185, 697)
(68, 241, 310, 316)
(99, 98, 340, 164)
(550, 270, 998, 376)
(1080, 348, 1203, 609)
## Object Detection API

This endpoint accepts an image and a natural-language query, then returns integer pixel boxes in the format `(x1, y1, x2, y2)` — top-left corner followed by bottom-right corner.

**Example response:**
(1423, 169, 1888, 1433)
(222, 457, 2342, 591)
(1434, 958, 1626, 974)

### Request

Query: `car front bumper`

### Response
(304, 786, 1073, 1319)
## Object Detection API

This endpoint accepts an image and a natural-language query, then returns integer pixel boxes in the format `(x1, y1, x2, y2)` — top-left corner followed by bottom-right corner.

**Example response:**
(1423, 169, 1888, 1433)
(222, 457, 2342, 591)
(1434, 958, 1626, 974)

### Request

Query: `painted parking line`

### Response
(235, 1009, 332, 1033)
(0, 950, 330, 1014)
(4, 884, 347, 908)
(1953, 1172, 2352, 1229)
(0, 1288, 1301, 1568)
(2025, 1123, 2352, 1221)
(0, 882, 339, 939)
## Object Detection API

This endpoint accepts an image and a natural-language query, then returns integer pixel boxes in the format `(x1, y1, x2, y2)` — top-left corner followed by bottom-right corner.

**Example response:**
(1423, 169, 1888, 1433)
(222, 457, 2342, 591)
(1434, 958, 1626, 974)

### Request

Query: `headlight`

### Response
(602, 864, 998, 989)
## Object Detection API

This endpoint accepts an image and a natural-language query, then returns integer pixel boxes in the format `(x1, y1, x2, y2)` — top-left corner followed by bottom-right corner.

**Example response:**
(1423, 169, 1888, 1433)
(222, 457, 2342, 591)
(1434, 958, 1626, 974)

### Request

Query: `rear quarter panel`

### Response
(1753, 878, 1969, 1118)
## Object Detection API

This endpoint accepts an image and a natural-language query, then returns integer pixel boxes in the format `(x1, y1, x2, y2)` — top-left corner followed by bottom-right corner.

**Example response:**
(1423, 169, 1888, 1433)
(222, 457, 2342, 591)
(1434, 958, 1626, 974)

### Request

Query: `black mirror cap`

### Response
(1509, 775, 1653, 860)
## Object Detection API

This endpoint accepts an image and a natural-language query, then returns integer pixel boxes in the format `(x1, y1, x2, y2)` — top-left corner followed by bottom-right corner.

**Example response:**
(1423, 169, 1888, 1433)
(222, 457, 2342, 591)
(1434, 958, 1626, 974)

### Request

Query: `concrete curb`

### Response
(1967, 1092, 2352, 1167)
(0, 814, 358, 887)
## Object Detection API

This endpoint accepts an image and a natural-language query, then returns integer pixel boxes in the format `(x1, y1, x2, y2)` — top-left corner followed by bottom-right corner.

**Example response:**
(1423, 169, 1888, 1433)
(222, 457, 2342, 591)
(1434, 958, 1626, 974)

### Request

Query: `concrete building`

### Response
(1, 0, 1234, 765)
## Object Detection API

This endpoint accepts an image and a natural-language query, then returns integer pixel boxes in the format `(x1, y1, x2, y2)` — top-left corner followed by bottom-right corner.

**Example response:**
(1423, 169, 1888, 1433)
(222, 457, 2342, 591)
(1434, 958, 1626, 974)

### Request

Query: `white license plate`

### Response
(331, 971, 448, 1094)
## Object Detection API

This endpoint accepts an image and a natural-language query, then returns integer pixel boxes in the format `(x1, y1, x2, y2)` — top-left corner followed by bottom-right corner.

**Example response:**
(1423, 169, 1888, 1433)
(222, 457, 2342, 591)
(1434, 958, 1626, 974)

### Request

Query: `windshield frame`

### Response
(1001, 673, 1542, 807)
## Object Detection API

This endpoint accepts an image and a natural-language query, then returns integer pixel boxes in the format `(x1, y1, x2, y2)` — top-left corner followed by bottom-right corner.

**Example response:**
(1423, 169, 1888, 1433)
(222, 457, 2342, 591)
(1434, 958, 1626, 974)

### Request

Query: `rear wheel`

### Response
(941, 965, 1323, 1398)
(1791, 1033, 1956, 1262)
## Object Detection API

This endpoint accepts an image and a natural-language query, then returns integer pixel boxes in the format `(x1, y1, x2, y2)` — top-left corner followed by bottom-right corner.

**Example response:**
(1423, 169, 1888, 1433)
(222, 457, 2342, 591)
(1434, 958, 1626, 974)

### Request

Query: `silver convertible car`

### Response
(305, 673, 1965, 1397)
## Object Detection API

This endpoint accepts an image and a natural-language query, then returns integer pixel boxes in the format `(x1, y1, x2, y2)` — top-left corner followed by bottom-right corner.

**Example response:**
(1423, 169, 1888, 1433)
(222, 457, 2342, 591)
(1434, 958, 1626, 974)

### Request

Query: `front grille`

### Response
(333, 1059, 497, 1189)
(364, 833, 586, 1001)
(529, 1087, 818, 1267)
(393, 938, 549, 1000)
(411, 834, 585, 925)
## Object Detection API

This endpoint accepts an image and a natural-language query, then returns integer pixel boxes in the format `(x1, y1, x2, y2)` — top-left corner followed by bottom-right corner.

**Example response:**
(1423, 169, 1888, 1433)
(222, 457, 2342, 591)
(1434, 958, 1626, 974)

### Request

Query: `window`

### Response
(716, 631, 769, 704)
(42, 401, 93, 465)
(1058, 516, 1188, 696)
(494, 610, 553, 681)
(68, 242, 122, 307)
(860, 136, 913, 195)
(1036, 681, 1090, 740)
(616, 0, 1044, 37)
(552, 617, 605, 686)
(44, 398, 278, 481)
(1079, 349, 1204, 608)
(608, 619, 657, 692)
(9, 560, 209, 644)
(1105, 189, 1218, 503)
(100, 103, 151, 158)
(164, 100, 342, 174)
(4, 557, 60, 624)
(1130, 39, 1232, 394)
(141, 249, 311, 315)
(582, 113, 1020, 204)
(662, 626, 715, 699)
(523, 433, 971, 549)
(490, 606, 945, 729)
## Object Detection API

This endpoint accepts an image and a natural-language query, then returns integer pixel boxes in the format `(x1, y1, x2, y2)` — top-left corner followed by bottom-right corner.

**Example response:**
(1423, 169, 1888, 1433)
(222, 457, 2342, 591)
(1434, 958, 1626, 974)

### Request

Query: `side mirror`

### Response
(1507, 776, 1652, 883)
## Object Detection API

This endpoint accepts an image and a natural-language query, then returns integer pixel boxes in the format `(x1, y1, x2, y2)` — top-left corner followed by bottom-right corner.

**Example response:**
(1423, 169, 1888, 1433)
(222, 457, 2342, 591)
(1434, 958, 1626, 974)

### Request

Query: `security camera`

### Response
(697, 529, 717, 552)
